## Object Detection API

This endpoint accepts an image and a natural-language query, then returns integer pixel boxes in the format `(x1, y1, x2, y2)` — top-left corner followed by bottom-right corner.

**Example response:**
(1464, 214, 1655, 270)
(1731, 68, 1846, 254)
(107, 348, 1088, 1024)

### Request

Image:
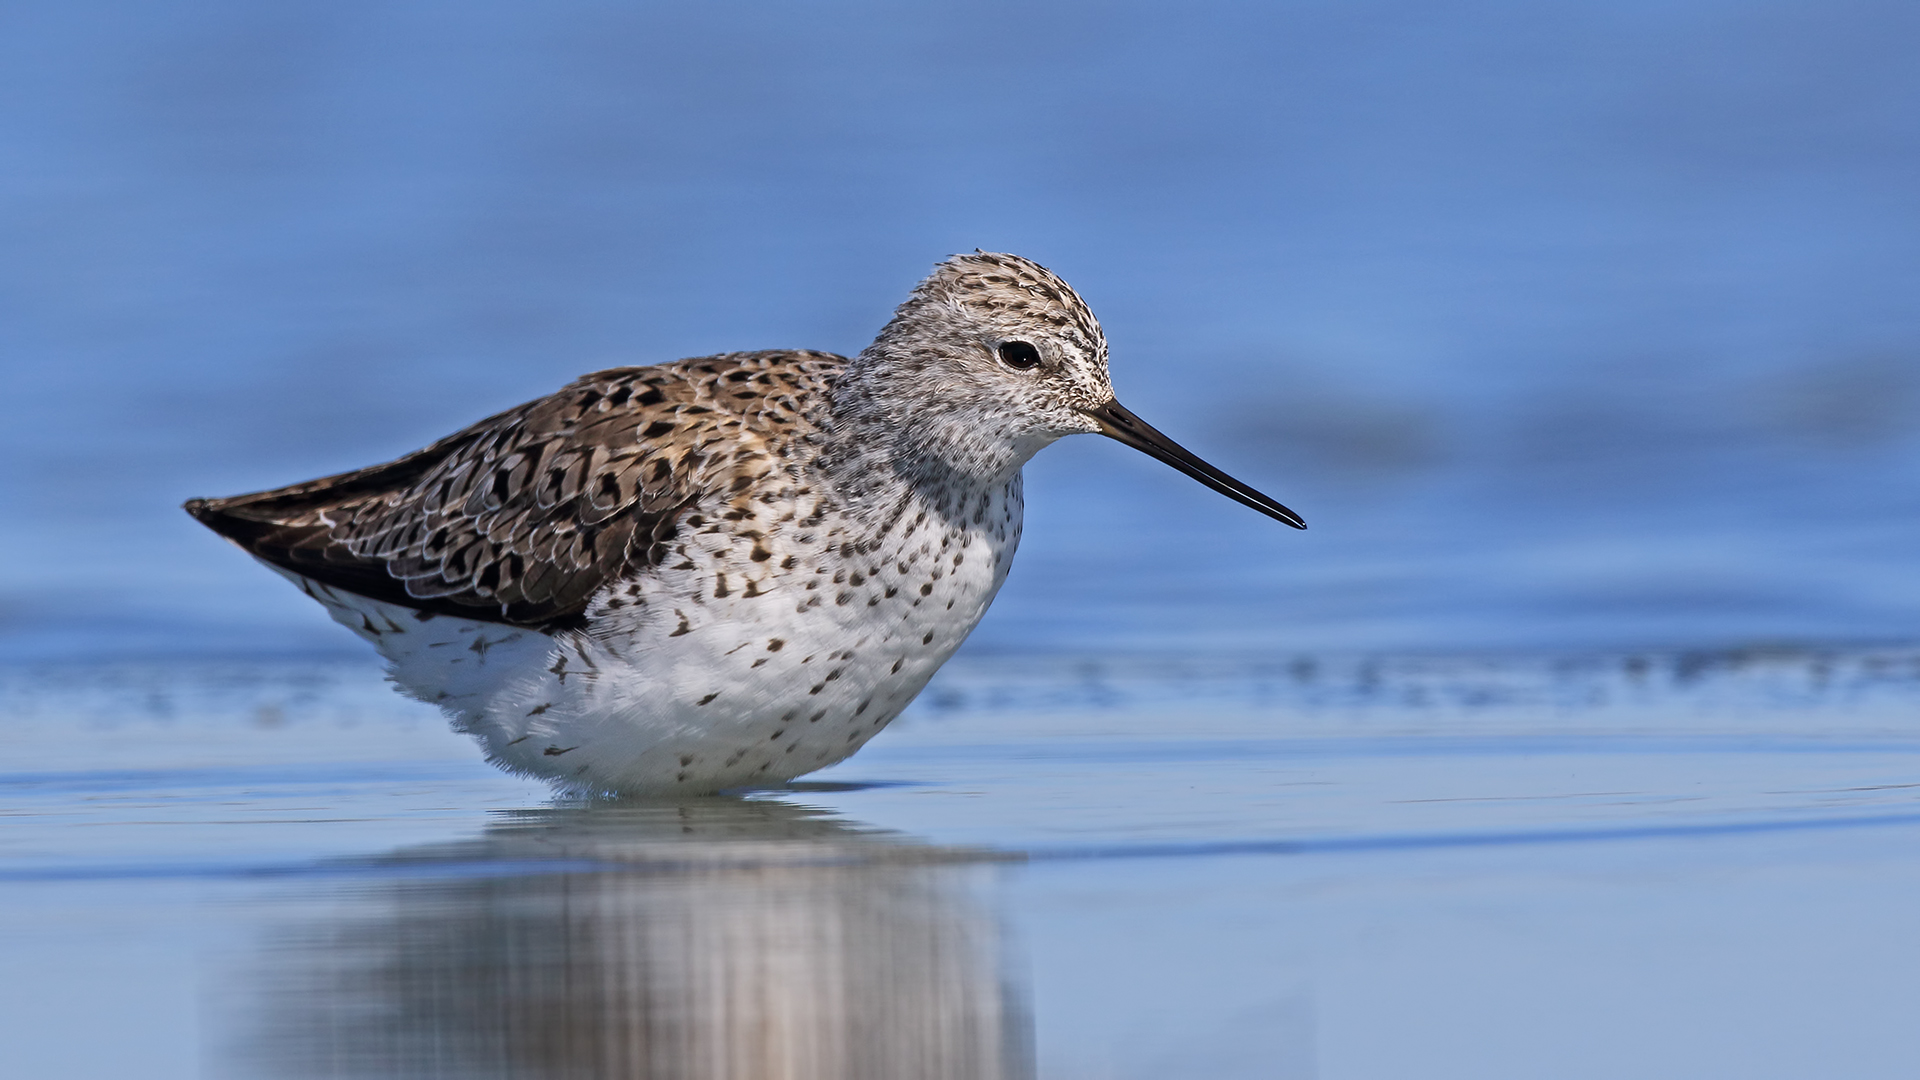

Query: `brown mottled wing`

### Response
(185, 354, 835, 628)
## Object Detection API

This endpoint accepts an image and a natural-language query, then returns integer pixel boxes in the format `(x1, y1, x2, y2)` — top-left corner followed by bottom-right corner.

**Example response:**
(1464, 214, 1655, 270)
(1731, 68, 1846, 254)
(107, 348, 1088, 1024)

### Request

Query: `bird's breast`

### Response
(468, 476, 1026, 791)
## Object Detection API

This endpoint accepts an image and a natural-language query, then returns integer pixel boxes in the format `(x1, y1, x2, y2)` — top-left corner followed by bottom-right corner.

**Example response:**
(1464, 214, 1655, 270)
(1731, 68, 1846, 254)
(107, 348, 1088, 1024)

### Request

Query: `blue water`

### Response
(6, 7, 1920, 1076)
(4, 0, 1919, 659)
(8, 652, 1920, 1078)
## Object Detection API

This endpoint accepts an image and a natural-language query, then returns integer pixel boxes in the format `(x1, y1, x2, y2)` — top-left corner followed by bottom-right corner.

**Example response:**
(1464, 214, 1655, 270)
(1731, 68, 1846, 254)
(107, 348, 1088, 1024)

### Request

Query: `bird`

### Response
(185, 252, 1304, 795)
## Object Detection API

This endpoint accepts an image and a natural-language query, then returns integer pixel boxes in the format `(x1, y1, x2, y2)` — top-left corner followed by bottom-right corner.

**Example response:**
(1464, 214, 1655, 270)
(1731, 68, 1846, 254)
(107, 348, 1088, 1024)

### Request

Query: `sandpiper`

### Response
(186, 253, 1304, 794)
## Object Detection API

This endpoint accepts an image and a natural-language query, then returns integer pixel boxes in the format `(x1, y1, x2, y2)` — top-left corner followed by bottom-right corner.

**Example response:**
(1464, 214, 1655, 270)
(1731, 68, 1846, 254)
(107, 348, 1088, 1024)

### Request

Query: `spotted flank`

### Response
(186, 252, 1302, 795)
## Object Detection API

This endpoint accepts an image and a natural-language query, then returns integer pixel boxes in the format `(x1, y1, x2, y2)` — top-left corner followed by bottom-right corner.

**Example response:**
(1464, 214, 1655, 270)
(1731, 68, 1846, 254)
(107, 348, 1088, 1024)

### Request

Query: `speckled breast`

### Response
(443, 474, 1027, 793)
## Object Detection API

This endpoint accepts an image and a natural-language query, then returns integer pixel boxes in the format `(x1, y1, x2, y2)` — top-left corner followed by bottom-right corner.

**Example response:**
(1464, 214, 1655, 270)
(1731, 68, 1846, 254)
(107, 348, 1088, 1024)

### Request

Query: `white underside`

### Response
(260, 483, 1020, 794)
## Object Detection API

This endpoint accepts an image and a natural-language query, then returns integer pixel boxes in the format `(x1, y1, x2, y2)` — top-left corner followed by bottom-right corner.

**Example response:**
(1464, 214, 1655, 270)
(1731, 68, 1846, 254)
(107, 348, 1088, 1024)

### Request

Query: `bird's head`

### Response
(842, 251, 1304, 528)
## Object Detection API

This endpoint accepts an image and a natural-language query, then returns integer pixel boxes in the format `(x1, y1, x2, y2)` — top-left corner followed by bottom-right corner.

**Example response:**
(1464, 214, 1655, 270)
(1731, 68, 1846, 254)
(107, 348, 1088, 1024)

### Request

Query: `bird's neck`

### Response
(809, 353, 1049, 533)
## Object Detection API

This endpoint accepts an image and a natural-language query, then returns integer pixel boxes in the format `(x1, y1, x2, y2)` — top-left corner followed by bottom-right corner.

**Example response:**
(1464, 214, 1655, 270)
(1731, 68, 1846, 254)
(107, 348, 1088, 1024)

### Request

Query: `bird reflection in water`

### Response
(224, 797, 1031, 1080)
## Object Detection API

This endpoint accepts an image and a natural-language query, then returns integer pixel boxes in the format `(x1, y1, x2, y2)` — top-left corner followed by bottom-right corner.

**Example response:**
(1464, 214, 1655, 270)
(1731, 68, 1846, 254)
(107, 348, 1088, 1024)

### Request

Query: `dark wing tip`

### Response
(182, 496, 282, 550)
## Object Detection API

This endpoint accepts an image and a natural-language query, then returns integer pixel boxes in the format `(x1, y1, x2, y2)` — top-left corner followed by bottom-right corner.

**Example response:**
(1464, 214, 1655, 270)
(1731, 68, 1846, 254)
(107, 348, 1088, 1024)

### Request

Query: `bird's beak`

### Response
(1083, 400, 1306, 529)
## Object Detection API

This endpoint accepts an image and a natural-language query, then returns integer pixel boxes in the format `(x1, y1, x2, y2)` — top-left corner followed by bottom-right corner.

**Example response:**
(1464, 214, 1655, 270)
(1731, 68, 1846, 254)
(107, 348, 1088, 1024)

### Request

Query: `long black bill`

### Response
(1084, 400, 1306, 529)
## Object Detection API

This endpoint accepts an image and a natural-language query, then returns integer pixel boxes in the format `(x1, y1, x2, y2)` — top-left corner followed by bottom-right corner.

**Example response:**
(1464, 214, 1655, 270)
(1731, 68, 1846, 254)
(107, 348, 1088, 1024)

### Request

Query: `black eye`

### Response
(998, 340, 1042, 370)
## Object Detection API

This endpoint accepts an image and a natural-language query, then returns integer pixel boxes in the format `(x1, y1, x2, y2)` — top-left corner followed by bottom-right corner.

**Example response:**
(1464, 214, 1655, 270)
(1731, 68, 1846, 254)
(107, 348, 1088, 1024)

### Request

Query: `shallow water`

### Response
(8, 651, 1920, 1079)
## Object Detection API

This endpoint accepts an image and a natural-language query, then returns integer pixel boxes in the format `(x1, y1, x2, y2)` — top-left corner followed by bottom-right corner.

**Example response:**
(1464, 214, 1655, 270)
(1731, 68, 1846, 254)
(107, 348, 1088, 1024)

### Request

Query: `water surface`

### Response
(8, 651, 1920, 1078)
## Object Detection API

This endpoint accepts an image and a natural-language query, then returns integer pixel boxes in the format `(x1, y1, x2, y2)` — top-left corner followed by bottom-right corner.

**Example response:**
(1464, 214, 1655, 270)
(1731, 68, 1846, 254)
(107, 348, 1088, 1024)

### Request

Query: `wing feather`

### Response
(184, 353, 839, 628)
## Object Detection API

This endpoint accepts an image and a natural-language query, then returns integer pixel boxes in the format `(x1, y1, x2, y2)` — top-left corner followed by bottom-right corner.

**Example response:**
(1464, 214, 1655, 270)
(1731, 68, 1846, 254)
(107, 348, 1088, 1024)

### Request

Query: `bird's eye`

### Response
(998, 340, 1042, 370)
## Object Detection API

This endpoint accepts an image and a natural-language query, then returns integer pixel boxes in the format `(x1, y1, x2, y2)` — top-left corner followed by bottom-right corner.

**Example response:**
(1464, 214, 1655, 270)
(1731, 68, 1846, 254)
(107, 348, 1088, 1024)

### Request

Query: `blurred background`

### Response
(11, 7, 1920, 1077)
(4, 0, 1919, 661)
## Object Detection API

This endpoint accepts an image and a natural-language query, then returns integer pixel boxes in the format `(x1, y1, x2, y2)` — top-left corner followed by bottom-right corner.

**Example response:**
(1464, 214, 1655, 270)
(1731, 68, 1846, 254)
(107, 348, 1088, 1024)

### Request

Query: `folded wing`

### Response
(186, 366, 726, 629)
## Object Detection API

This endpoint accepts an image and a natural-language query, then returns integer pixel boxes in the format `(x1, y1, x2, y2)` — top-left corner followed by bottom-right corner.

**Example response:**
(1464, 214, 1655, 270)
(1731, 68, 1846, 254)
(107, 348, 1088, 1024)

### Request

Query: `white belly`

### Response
(267, 481, 1022, 794)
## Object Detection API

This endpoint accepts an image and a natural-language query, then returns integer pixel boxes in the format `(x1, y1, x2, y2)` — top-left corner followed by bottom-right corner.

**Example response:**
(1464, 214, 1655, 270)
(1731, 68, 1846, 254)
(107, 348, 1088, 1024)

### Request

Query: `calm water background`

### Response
(11, 651, 1920, 1077)
(5, 0, 1920, 659)
(7, 3, 1920, 1078)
